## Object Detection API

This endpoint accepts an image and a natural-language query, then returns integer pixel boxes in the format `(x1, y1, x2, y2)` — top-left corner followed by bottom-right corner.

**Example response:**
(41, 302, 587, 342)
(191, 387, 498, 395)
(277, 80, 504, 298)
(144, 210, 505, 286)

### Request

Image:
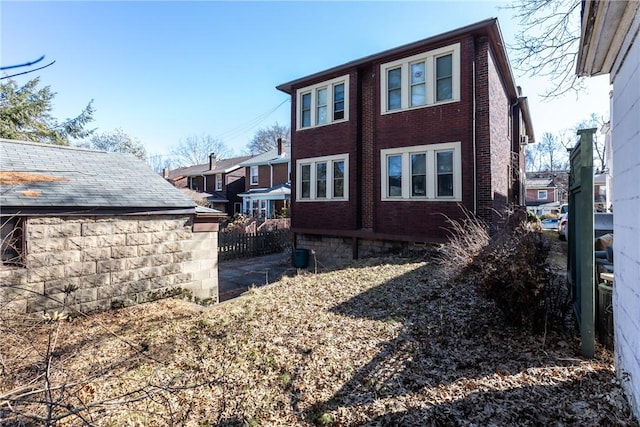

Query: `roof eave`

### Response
(519, 96, 536, 144)
(276, 17, 501, 94)
(576, 0, 640, 77)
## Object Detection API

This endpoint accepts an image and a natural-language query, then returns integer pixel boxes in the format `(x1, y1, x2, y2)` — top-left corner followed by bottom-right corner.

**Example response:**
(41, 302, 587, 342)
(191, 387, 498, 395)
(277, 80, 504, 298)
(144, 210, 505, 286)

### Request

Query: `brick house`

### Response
(237, 139, 291, 219)
(525, 173, 561, 216)
(576, 0, 640, 418)
(165, 154, 252, 214)
(276, 18, 535, 264)
(0, 139, 224, 313)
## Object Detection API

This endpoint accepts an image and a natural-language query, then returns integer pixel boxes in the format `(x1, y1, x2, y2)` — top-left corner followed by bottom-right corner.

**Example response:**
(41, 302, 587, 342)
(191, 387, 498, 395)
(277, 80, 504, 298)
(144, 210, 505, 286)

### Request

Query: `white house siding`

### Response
(612, 28, 640, 417)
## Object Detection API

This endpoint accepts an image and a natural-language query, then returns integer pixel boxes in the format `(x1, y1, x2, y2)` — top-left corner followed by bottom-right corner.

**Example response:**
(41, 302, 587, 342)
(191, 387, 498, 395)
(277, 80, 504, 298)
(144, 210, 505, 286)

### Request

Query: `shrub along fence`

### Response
(218, 229, 291, 261)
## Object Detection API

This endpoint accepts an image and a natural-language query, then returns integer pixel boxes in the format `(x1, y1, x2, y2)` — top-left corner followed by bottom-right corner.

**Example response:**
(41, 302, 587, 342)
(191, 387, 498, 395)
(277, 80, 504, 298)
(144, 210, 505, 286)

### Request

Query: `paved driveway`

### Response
(218, 252, 295, 302)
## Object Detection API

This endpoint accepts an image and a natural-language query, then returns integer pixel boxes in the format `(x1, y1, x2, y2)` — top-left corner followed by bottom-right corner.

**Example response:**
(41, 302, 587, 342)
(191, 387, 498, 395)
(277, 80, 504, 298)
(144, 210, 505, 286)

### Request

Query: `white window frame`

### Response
(250, 166, 259, 186)
(380, 141, 462, 201)
(296, 75, 350, 130)
(215, 174, 223, 191)
(538, 190, 548, 200)
(380, 43, 460, 114)
(296, 154, 349, 201)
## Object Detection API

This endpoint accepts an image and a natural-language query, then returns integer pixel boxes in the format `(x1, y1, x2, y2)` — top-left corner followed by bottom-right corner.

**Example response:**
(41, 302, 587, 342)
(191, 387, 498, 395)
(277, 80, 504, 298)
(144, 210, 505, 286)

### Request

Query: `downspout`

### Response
(472, 56, 477, 215)
(268, 161, 274, 219)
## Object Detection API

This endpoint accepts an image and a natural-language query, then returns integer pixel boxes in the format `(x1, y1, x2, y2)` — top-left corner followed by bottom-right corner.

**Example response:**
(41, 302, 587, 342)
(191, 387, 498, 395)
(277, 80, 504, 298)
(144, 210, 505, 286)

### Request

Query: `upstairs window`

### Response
(297, 154, 349, 201)
(380, 43, 460, 114)
(381, 142, 461, 201)
(250, 166, 259, 186)
(538, 190, 548, 200)
(188, 176, 197, 190)
(215, 174, 223, 191)
(296, 75, 349, 130)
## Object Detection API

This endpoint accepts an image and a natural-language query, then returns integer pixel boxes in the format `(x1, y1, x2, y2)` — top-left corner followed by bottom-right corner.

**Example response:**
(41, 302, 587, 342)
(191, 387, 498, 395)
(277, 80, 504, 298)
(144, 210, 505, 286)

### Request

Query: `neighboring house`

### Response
(276, 18, 534, 264)
(525, 176, 559, 215)
(164, 153, 252, 214)
(576, 0, 640, 419)
(237, 139, 291, 219)
(0, 139, 225, 313)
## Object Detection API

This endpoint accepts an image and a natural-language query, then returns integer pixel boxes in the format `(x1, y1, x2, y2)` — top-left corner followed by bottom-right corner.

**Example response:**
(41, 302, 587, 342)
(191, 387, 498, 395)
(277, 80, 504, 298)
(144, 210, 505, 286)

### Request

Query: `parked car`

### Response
(541, 217, 559, 230)
(558, 213, 568, 240)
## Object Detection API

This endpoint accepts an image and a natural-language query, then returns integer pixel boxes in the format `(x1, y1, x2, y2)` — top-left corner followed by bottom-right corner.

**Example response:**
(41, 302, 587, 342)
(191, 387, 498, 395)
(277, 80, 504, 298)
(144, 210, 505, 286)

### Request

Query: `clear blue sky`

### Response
(1, 1, 609, 163)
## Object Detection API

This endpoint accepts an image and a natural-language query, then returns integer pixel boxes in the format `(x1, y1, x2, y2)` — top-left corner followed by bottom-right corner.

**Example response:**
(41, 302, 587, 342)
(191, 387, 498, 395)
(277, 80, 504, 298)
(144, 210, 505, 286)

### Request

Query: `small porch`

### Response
(238, 183, 290, 220)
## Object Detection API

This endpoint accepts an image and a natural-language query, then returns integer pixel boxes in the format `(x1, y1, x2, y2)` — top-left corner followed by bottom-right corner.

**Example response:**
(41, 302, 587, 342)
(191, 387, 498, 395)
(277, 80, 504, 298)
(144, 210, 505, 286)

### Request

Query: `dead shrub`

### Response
(440, 207, 571, 332)
(437, 208, 490, 282)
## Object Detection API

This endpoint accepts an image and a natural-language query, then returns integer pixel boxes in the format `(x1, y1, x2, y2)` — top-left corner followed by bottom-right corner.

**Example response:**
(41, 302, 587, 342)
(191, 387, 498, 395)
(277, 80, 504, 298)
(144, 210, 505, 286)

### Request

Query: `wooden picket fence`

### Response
(218, 229, 291, 261)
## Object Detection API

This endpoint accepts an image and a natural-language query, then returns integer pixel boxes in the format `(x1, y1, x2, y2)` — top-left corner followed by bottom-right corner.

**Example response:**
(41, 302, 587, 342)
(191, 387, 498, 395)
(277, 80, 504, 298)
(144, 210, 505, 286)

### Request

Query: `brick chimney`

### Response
(162, 167, 169, 179)
(209, 153, 216, 170)
(277, 138, 283, 156)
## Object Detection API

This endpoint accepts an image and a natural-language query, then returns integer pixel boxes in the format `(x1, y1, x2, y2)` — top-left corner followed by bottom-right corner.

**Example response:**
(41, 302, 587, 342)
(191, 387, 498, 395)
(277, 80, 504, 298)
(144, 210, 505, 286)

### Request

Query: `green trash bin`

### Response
(293, 248, 309, 268)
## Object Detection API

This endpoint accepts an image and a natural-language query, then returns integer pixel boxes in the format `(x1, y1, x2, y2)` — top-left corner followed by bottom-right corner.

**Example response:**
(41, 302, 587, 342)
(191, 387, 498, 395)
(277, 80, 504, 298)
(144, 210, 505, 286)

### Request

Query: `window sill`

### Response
(381, 98, 459, 115)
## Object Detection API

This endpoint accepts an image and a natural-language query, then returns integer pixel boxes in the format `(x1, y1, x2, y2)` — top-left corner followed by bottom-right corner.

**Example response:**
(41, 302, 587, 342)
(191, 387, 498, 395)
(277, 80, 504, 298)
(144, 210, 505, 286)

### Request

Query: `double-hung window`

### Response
(381, 142, 461, 201)
(250, 166, 259, 186)
(538, 190, 548, 200)
(215, 174, 223, 191)
(380, 43, 460, 114)
(296, 76, 349, 130)
(297, 154, 349, 201)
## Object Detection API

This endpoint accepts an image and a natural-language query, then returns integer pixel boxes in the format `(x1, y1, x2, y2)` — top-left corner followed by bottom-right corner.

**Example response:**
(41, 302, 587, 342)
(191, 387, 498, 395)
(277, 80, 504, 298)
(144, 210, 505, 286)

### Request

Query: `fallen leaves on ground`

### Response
(1, 256, 637, 426)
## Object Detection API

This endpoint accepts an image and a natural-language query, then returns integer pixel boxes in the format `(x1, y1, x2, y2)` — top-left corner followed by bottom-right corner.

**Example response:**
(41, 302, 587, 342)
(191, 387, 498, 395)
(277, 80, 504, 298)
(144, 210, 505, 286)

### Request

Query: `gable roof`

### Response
(0, 139, 196, 215)
(525, 178, 555, 189)
(167, 155, 253, 180)
(239, 144, 291, 167)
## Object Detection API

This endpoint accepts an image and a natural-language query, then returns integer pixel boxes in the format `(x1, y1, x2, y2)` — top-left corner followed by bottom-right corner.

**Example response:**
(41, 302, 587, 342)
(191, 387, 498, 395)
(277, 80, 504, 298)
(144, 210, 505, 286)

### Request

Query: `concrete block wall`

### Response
(611, 30, 640, 418)
(296, 234, 406, 268)
(0, 215, 218, 314)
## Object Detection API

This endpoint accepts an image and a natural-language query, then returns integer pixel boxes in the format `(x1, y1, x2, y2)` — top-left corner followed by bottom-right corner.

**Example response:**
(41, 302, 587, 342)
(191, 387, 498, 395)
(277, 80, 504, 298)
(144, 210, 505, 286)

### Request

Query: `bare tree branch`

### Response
(502, 0, 585, 99)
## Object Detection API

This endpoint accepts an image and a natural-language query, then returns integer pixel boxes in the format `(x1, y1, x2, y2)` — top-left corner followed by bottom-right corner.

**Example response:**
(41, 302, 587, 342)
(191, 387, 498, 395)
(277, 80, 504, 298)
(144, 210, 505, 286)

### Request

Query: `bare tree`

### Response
(246, 123, 290, 155)
(503, 0, 585, 99)
(574, 113, 607, 172)
(171, 134, 233, 166)
(77, 128, 147, 160)
(147, 153, 176, 174)
(526, 131, 570, 172)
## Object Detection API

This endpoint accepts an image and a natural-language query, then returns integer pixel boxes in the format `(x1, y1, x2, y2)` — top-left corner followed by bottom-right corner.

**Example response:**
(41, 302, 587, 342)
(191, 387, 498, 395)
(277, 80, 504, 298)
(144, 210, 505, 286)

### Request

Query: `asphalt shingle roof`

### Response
(0, 139, 196, 212)
(167, 155, 253, 180)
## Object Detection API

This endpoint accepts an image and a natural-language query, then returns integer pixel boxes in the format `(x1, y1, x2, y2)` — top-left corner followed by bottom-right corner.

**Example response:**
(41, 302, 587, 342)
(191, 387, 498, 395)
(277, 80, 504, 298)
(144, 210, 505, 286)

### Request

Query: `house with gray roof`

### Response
(237, 140, 291, 219)
(164, 153, 252, 215)
(0, 139, 224, 313)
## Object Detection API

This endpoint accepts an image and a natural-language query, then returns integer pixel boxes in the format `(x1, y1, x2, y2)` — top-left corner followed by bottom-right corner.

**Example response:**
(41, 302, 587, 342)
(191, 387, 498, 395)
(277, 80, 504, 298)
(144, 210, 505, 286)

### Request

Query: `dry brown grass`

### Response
(1, 256, 637, 426)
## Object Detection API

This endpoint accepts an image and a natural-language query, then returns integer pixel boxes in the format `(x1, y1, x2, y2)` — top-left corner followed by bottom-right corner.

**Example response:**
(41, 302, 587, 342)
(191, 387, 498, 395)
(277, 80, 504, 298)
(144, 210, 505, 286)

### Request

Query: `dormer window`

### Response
(296, 75, 349, 130)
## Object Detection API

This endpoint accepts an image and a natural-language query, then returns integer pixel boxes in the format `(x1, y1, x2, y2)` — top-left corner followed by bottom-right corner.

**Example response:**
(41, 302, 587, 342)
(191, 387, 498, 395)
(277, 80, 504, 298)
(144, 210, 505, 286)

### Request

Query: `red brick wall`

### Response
(244, 163, 289, 191)
(290, 70, 360, 231)
(272, 163, 289, 186)
(487, 45, 511, 228)
(525, 188, 556, 203)
(289, 33, 518, 242)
